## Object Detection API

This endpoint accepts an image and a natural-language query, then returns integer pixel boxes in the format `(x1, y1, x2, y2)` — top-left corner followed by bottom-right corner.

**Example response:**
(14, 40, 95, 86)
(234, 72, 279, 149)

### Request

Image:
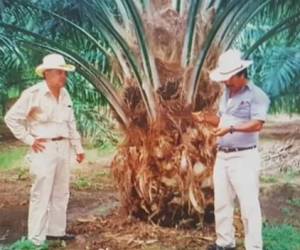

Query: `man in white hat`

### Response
(4, 53, 85, 245)
(194, 49, 270, 250)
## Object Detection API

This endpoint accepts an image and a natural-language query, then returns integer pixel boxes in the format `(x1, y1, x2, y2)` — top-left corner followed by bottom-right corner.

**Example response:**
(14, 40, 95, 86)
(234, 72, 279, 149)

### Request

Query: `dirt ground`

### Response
(1, 119, 300, 250)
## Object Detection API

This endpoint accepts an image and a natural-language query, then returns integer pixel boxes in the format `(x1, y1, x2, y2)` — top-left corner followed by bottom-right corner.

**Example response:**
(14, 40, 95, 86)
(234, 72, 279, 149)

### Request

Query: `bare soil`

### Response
(1, 119, 300, 250)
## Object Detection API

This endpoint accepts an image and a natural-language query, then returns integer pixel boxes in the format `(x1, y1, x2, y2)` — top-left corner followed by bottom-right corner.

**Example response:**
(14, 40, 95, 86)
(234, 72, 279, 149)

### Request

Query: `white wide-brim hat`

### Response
(209, 49, 253, 82)
(36, 53, 75, 77)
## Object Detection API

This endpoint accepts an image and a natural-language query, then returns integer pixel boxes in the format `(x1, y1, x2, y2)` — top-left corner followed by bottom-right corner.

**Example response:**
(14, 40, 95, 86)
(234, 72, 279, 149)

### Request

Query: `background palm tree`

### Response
(1, 0, 300, 227)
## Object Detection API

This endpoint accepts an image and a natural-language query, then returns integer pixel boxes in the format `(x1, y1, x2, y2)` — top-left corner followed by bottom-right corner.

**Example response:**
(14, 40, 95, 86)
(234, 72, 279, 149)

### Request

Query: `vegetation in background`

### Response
(288, 198, 300, 208)
(0, 146, 27, 170)
(263, 223, 300, 250)
(235, 1, 300, 113)
(3, 237, 48, 250)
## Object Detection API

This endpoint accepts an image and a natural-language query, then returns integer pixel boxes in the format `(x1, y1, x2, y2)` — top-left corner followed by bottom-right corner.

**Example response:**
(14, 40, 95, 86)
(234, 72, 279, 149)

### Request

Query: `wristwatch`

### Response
(229, 125, 235, 134)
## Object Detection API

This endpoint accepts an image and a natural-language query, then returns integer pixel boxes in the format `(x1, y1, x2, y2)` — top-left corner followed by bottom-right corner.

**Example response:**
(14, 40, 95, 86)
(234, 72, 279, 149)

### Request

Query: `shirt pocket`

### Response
(59, 104, 73, 122)
(232, 100, 251, 119)
(28, 106, 51, 122)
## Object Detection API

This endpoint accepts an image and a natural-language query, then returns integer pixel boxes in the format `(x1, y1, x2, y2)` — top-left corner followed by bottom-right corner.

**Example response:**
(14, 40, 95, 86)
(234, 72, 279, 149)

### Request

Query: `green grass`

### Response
(3, 237, 48, 250)
(72, 176, 91, 190)
(71, 168, 112, 191)
(283, 170, 300, 183)
(288, 198, 300, 207)
(0, 146, 27, 170)
(263, 223, 300, 250)
(0, 141, 116, 171)
(261, 175, 278, 184)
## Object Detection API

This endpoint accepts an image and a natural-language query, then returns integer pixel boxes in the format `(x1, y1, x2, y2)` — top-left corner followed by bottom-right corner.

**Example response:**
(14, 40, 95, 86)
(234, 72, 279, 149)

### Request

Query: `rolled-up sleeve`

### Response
(69, 109, 84, 154)
(251, 89, 270, 121)
(4, 91, 35, 145)
(65, 92, 84, 154)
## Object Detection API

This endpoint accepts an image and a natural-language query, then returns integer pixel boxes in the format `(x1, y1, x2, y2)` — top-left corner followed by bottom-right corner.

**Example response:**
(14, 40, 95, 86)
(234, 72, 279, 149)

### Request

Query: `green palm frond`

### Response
(123, 0, 161, 91)
(15, 0, 109, 57)
(185, 0, 246, 107)
(261, 47, 300, 97)
(181, 0, 203, 67)
(245, 10, 300, 57)
(80, 1, 157, 120)
(172, 0, 186, 15)
(220, 0, 272, 50)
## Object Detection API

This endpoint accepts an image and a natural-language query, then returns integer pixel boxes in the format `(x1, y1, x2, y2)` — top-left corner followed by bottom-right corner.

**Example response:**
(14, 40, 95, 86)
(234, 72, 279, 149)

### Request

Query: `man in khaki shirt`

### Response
(5, 54, 85, 245)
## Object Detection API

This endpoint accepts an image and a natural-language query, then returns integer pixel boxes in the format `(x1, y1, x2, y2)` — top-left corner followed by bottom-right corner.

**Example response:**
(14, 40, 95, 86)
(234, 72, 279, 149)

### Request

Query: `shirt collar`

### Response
(224, 80, 253, 99)
(39, 81, 51, 96)
(39, 80, 67, 98)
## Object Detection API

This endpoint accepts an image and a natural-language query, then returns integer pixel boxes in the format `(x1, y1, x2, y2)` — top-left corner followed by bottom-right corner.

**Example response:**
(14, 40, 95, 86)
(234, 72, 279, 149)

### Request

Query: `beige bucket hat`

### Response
(35, 54, 75, 77)
(209, 49, 252, 82)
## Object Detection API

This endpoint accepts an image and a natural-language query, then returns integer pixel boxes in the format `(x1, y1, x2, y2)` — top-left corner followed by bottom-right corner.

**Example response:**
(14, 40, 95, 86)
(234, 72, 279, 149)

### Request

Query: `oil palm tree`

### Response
(1, 0, 300, 227)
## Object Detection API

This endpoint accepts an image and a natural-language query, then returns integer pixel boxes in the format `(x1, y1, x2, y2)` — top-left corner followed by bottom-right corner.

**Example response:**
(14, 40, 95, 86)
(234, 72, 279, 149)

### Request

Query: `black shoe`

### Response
(207, 244, 236, 250)
(46, 234, 76, 241)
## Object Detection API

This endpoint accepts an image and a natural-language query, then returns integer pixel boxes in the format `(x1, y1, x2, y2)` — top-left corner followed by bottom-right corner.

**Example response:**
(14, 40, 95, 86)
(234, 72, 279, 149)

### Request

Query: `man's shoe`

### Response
(46, 234, 76, 241)
(207, 244, 236, 250)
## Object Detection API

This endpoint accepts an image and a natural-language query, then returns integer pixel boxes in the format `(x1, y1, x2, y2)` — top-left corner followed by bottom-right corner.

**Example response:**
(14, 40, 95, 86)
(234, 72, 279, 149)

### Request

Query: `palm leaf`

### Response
(81, 0, 157, 121)
(245, 10, 300, 57)
(181, 0, 203, 67)
(172, 0, 186, 15)
(223, 0, 271, 50)
(184, 0, 246, 108)
(123, 0, 161, 91)
(261, 47, 300, 97)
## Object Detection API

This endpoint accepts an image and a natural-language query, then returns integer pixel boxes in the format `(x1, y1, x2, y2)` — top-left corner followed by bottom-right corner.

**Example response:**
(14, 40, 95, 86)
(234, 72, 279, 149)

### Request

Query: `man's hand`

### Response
(214, 127, 230, 137)
(192, 111, 220, 127)
(192, 112, 205, 122)
(32, 138, 46, 153)
(76, 153, 85, 163)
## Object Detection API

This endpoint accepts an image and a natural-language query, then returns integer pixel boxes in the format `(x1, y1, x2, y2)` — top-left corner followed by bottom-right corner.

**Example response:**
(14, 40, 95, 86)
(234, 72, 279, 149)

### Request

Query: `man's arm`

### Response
(66, 98, 85, 163)
(4, 91, 35, 146)
(192, 112, 220, 127)
(4, 91, 47, 152)
(214, 120, 264, 137)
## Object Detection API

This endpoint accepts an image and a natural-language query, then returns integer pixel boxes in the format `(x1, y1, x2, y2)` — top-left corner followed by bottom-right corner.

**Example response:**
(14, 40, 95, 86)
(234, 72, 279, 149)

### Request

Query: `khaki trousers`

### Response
(213, 148, 262, 250)
(28, 140, 71, 245)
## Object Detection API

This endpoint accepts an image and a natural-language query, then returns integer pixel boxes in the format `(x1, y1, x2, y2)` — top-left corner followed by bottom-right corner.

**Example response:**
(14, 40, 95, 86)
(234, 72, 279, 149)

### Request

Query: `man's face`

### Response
(223, 73, 245, 91)
(44, 69, 68, 89)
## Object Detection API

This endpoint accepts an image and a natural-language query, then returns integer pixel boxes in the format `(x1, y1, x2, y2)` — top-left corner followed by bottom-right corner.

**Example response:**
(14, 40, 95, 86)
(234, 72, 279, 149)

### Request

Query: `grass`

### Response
(282, 170, 300, 183)
(261, 175, 278, 184)
(3, 237, 48, 250)
(288, 198, 300, 207)
(0, 141, 116, 171)
(0, 146, 27, 170)
(263, 223, 300, 250)
(261, 170, 300, 185)
(72, 176, 92, 190)
(71, 168, 112, 191)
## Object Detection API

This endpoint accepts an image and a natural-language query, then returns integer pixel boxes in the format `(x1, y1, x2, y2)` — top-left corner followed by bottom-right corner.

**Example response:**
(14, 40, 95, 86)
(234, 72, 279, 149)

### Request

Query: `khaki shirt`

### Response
(4, 81, 83, 154)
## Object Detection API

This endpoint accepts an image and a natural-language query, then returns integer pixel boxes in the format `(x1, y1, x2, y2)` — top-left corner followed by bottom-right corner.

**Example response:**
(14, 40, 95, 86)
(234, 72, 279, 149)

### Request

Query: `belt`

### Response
(50, 136, 66, 141)
(218, 145, 256, 153)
